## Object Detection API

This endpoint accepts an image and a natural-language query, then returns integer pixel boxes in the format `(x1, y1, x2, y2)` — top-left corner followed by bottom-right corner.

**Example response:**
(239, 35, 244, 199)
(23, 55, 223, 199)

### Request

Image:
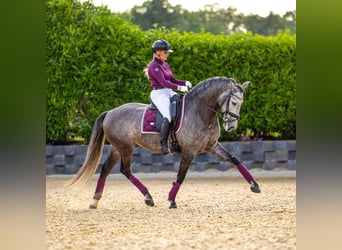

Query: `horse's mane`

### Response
(186, 77, 232, 99)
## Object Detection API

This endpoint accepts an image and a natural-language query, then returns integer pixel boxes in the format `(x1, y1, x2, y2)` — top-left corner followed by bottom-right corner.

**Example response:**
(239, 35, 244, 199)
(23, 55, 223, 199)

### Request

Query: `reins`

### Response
(203, 102, 221, 116)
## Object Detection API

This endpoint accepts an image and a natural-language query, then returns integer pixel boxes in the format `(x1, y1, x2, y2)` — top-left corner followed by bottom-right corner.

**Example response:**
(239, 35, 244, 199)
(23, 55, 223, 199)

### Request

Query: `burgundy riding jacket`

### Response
(148, 57, 186, 90)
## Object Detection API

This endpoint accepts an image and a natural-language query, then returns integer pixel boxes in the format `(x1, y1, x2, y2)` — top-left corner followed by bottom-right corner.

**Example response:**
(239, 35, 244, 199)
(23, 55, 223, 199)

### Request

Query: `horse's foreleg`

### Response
(207, 143, 261, 193)
(120, 155, 154, 207)
(168, 154, 194, 208)
(128, 174, 154, 207)
(90, 149, 120, 209)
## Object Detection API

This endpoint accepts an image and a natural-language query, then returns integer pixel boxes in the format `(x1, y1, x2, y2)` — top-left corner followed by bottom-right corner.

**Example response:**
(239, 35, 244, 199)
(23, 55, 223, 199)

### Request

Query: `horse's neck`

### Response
(187, 87, 227, 121)
(192, 86, 228, 107)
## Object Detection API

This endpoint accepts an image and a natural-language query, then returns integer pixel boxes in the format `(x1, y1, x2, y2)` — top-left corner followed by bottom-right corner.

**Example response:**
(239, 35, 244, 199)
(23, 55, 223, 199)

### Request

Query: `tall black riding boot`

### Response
(160, 118, 170, 155)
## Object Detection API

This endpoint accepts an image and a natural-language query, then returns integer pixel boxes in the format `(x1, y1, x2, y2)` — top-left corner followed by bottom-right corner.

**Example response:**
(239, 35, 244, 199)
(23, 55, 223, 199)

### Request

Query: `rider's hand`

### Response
(177, 85, 189, 92)
(185, 81, 192, 88)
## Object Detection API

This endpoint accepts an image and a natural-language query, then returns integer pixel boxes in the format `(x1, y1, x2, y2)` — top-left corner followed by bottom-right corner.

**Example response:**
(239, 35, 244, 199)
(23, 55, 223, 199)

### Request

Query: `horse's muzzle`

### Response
(224, 121, 238, 132)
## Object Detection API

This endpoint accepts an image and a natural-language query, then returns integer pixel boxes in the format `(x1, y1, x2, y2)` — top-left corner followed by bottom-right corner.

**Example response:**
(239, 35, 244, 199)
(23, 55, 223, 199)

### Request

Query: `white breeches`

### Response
(150, 88, 177, 123)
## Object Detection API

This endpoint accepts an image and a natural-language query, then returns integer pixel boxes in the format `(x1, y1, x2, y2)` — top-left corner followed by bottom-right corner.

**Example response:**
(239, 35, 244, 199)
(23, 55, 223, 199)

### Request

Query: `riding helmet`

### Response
(152, 40, 173, 53)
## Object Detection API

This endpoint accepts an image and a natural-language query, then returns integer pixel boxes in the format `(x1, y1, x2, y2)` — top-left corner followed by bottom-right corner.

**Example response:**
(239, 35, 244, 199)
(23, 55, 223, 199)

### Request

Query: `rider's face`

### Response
(157, 50, 169, 61)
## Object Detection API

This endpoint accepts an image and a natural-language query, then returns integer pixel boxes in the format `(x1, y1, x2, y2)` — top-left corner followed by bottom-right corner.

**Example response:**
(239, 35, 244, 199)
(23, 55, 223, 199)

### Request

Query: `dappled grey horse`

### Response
(66, 77, 261, 209)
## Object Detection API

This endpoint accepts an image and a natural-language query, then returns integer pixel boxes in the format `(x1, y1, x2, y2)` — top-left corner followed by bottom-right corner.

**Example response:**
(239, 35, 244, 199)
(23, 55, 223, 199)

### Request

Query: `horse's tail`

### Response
(65, 111, 108, 189)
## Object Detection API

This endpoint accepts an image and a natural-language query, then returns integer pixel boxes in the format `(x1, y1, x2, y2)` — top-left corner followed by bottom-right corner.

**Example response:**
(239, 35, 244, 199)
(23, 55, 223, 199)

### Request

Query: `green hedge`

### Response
(46, 0, 296, 144)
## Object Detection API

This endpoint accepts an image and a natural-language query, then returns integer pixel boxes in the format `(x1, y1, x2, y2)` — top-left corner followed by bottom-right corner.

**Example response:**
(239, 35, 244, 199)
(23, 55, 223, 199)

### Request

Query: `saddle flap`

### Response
(170, 94, 182, 124)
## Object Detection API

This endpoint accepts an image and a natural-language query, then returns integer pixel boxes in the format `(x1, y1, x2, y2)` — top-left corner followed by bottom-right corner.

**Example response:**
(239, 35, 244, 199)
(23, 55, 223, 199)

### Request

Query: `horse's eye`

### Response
(232, 101, 237, 106)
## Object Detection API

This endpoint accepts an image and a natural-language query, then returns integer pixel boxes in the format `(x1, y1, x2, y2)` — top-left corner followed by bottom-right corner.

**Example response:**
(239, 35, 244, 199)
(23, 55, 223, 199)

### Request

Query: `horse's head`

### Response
(220, 80, 250, 132)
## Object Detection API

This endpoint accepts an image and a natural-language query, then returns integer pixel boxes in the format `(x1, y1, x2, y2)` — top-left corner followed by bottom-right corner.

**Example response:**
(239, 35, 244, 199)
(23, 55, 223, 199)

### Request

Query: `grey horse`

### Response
(66, 77, 261, 209)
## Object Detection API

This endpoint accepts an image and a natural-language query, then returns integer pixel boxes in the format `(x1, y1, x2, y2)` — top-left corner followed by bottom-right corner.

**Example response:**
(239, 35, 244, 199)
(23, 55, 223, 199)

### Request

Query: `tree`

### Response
(124, 0, 296, 36)
(283, 11, 296, 34)
(243, 11, 296, 36)
(130, 0, 182, 30)
(198, 4, 237, 35)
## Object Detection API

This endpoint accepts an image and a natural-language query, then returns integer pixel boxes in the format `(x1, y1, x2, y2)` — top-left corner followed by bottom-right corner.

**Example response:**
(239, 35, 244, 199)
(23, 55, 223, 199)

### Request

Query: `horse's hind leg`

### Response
(120, 149, 154, 207)
(89, 148, 120, 209)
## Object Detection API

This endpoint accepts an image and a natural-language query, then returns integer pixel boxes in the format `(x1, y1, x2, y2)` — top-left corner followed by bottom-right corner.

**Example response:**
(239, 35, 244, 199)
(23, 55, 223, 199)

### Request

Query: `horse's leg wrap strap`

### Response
(168, 182, 181, 201)
(236, 163, 254, 183)
(129, 175, 148, 195)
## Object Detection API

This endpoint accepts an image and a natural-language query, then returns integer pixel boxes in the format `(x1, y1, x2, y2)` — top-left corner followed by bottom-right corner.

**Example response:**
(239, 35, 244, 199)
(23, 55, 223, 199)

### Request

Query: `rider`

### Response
(146, 39, 192, 155)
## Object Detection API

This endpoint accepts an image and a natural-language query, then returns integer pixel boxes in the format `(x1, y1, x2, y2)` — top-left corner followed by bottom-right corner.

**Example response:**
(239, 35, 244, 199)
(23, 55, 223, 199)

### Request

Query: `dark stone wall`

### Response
(46, 141, 296, 175)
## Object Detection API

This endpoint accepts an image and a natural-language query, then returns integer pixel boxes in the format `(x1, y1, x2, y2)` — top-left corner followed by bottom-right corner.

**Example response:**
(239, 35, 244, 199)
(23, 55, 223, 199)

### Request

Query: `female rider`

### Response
(146, 40, 192, 155)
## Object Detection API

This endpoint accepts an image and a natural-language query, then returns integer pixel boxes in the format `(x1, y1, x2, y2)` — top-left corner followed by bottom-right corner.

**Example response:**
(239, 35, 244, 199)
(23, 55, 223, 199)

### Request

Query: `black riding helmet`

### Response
(152, 39, 173, 53)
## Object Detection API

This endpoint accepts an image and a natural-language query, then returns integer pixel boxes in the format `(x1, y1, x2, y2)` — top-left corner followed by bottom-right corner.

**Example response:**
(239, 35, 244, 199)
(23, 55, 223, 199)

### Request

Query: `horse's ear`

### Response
(241, 81, 251, 90)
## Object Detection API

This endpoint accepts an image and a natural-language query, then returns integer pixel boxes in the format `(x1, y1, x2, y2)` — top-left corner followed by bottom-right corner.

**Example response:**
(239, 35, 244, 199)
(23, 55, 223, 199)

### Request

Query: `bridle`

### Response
(203, 87, 243, 122)
(222, 88, 243, 122)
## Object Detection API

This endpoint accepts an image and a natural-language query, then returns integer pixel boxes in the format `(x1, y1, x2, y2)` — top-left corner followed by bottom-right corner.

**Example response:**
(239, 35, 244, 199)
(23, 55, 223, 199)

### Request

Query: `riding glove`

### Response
(185, 81, 192, 88)
(177, 85, 188, 92)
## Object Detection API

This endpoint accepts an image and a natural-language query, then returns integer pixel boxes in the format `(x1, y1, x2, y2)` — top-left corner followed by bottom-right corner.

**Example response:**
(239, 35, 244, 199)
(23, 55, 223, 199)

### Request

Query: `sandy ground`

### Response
(46, 174, 296, 250)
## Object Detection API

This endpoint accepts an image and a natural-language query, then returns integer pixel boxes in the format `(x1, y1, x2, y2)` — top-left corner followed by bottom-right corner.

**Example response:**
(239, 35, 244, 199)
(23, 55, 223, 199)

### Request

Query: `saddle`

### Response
(141, 94, 184, 153)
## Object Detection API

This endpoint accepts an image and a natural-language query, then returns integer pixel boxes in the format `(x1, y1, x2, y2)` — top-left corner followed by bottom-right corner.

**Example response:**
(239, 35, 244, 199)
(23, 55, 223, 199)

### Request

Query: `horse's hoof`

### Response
(169, 200, 177, 209)
(250, 180, 261, 193)
(144, 192, 155, 207)
(89, 199, 99, 209)
(145, 199, 154, 207)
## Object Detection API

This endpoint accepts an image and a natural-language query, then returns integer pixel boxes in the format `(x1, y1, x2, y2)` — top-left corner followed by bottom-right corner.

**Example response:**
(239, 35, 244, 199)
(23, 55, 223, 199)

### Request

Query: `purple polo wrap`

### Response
(168, 182, 181, 201)
(237, 163, 254, 183)
(95, 177, 106, 194)
(129, 175, 148, 195)
(93, 177, 106, 200)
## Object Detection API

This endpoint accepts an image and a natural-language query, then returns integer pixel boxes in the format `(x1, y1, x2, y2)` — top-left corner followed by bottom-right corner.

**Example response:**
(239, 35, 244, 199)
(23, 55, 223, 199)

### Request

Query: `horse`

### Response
(65, 77, 261, 209)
